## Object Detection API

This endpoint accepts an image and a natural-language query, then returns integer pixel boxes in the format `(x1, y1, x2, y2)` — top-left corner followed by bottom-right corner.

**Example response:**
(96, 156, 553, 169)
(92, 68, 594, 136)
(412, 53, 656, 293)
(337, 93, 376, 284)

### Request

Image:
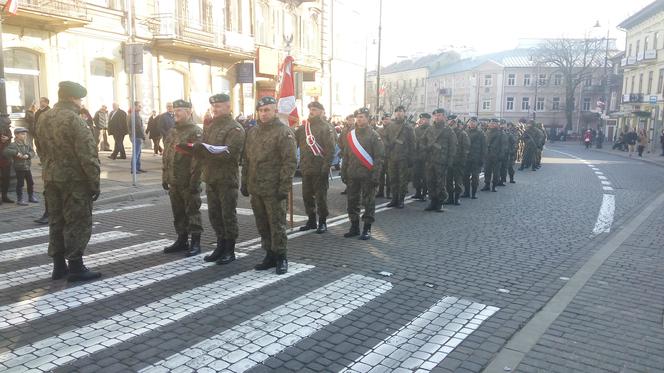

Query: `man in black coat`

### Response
(108, 103, 128, 159)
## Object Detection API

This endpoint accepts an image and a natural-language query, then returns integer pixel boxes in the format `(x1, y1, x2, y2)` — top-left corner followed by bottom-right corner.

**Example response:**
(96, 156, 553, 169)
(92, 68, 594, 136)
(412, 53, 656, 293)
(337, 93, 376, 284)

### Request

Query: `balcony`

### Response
(622, 93, 644, 103)
(1, 0, 90, 30)
(643, 50, 657, 61)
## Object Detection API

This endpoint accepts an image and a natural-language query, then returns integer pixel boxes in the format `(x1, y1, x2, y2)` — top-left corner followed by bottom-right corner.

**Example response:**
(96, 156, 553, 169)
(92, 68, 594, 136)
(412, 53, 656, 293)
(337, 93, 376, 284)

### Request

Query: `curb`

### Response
(549, 143, 664, 169)
(95, 187, 166, 206)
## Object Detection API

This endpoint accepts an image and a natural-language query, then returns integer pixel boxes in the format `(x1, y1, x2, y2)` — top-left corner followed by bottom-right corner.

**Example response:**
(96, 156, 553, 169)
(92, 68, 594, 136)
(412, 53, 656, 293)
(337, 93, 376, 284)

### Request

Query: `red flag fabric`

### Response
(3, 0, 17, 15)
(277, 56, 299, 127)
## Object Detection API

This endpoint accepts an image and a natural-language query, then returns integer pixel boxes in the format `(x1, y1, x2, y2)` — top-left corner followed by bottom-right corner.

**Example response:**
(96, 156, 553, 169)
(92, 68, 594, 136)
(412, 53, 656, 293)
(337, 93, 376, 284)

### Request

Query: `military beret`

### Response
(256, 96, 277, 108)
(419, 113, 431, 119)
(489, 118, 500, 123)
(394, 105, 406, 112)
(382, 113, 392, 119)
(447, 114, 457, 120)
(518, 118, 528, 124)
(354, 107, 370, 116)
(432, 108, 446, 115)
(13, 127, 28, 134)
(58, 81, 87, 99)
(173, 99, 192, 109)
(209, 93, 230, 104)
(468, 116, 478, 121)
(308, 101, 324, 110)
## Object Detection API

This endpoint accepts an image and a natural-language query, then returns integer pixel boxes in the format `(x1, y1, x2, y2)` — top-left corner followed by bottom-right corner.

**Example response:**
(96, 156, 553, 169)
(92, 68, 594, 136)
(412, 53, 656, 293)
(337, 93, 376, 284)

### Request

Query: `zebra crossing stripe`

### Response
(341, 297, 499, 372)
(140, 274, 392, 373)
(0, 239, 171, 291)
(0, 231, 136, 263)
(0, 251, 249, 330)
(199, 204, 309, 222)
(0, 263, 314, 372)
(0, 227, 50, 244)
(92, 203, 155, 215)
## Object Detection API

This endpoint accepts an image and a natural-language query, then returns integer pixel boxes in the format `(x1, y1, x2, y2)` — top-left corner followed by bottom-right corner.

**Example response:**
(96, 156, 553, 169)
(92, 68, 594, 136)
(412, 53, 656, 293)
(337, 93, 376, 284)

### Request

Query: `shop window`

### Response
(4, 49, 40, 119)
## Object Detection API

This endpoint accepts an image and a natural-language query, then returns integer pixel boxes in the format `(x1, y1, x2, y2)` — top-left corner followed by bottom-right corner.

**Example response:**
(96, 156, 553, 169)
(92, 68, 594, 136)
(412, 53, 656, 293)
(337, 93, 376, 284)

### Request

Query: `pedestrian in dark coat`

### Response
(146, 110, 162, 155)
(108, 103, 128, 159)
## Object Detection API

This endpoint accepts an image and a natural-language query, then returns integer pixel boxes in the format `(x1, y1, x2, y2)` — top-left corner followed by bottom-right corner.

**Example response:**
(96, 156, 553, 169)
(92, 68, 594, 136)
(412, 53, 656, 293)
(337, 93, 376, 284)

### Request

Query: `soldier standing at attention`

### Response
(241, 97, 297, 275)
(496, 120, 510, 187)
(36, 81, 101, 282)
(384, 106, 415, 208)
(519, 120, 540, 171)
(341, 108, 384, 240)
(162, 100, 204, 257)
(196, 93, 245, 265)
(295, 101, 336, 233)
(423, 109, 457, 212)
(445, 115, 469, 205)
(375, 113, 391, 199)
(462, 117, 486, 199)
(412, 113, 431, 201)
(504, 122, 518, 183)
(481, 119, 505, 192)
(338, 114, 354, 196)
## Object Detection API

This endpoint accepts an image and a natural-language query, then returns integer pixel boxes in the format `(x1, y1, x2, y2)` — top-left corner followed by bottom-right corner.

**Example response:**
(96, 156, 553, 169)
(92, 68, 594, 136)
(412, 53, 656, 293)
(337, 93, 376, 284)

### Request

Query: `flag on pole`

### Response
(3, 0, 17, 15)
(277, 55, 299, 127)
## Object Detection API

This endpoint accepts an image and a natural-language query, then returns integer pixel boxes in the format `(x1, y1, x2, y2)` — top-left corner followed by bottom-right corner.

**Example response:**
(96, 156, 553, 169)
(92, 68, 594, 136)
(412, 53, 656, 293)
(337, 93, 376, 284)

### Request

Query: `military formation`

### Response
(34, 80, 547, 281)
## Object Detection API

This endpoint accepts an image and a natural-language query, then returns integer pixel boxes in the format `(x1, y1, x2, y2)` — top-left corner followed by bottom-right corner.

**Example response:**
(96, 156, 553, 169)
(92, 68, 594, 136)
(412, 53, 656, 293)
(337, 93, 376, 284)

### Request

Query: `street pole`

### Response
(602, 29, 609, 141)
(533, 65, 539, 121)
(127, 0, 137, 186)
(375, 0, 382, 114)
(0, 16, 11, 129)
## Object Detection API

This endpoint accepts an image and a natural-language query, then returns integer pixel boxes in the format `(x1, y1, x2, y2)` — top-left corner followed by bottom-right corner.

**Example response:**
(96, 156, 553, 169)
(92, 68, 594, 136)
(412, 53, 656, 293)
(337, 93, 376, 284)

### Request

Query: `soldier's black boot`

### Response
(275, 255, 288, 275)
(480, 183, 491, 192)
(344, 220, 360, 238)
(217, 239, 236, 265)
(254, 252, 276, 270)
(453, 192, 461, 206)
(471, 185, 478, 199)
(461, 183, 470, 198)
(315, 218, 327, 234)
(491, 183, 498, 192)
(424, 199, 436, 211)
(35, 211, 49, 225)
(386, 193, 399, 207)
(204, 238, 225, 262)
(359, 223, 372, 240)
(434, 199, 445, 213)
(164, 234, 189, 253)
(186, 234, 202, 256)
(67, 259, 101, 282)
(509, 176, 516, 184)
(51, 254, 68, 280)
(299, 215, 317, 231)
(397, 194, 405, 209)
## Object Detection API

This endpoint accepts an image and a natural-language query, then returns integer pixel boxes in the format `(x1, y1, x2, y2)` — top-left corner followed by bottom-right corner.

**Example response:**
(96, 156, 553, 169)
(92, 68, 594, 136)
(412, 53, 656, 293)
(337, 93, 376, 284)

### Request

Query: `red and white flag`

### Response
(3, 0, 17, 15)
(277, 55, 299, 127)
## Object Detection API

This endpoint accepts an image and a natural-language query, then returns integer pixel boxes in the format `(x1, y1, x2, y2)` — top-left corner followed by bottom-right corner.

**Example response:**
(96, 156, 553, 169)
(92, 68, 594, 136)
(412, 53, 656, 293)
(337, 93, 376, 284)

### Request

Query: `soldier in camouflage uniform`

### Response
(519, 120, 540, 171)
(412, 113, 431, 201)
(445, 115, 469, 205)
(481, 119, 506, 192)
(162, 100, 204, 257)
(502, 122, 518, 183)
(462, 117, 486, 199)
(341, 107, 384, 240)
(35, 81, 101, 282)
(534, 123, 546, 169)
(383, 106, 414, 208)
(241, 96, 297, 275)
(375, 113, 391, 198)
(496, 120, 510, 187)
(195, 93, 245, 265)
(295, 101, 336, 233)
(423, 108, 457, 212)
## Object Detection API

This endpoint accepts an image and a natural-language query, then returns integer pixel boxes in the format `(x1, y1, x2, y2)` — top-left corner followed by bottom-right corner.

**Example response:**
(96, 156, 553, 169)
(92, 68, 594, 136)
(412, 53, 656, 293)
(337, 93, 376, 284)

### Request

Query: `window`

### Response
(584, 77, 592, 87)
(86, 0, 110, 6)
(482, 99, 491, 110)
(552, 97, 561, 111)
(655, 32, 659, 51)
(639, 73, 644, 93)
(659, 69, 664, 93)
(507, 74, 516, 86)
(628, 44, 632, 56)
(536, 97, 545, 111)
(187, 0, 203, 29)
(4, 48, 41, 118)
(636, 40, 641, 56)
(645, 36, 650, 51)
(631, 76, 635, 93)
(506, 97, 514, 111)
(648, 71, 654, 94)
(554, 74, 562, 86)
(521, 97, 530, 111)
(484, 74, 492, 86)
(523, 74, 531, 86)
(538, 74, 547, 86)
(582, 97, 591, 111)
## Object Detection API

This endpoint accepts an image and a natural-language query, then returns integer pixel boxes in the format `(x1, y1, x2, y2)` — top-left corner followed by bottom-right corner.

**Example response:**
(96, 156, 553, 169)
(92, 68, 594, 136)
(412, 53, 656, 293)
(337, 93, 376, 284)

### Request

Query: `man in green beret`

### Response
(35, 81, 101, 282)
(241, 96, 297, 274)
(462, 117, 486, 199)
(384, 106, 414, 209)
(196, 93, 245, 264)
(481, 119, 506, 192)
(445, 115, 470, 205)
(162, 99, 204, 256)
(412, 113, 431, 201)
(423, 109, 457, 212)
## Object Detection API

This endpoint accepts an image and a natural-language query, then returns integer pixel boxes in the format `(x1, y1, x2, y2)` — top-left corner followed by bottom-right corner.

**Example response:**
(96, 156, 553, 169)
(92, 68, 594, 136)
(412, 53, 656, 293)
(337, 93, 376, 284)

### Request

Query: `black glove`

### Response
(162, 182, 169, 191)
(240, 184, 249, 197)
(91, 190, 100, 201)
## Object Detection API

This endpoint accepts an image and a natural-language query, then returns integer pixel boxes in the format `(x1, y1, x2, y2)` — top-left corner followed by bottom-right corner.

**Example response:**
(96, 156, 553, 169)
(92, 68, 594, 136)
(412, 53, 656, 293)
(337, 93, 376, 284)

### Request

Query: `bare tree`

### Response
(535, 38, 605, 131)
(385, 84, 416, 113)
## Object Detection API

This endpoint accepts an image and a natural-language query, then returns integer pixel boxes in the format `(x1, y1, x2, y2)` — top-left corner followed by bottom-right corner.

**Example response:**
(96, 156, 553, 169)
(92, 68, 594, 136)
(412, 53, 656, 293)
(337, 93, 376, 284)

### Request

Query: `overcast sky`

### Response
(361, 0, 655, 65)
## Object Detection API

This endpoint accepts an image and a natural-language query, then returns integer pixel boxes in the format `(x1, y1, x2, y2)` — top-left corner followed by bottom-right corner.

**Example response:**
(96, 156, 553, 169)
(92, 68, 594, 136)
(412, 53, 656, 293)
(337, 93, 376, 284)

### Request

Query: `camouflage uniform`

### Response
(496, 129, 509, 184)
(341, 126, 384, 224)
(294, 116, 336, 222)
(35, 101, 100, 260)
(375, 124, 390, 198)
(423, 120, 457, 210)
(446, 126, 470, 203)
(464, 128, 486, 198)
(413, 122, 430, 198)
(535, 124, 546, 168)
(200, 114, 245, 240)
(383, 118, 415, 205)
(520, 126, 540, 170)
(162, 117, 204, 235)
(483, 127, 506, 190)
(241, 117, 297, 256)
(501, 129, 518, 182)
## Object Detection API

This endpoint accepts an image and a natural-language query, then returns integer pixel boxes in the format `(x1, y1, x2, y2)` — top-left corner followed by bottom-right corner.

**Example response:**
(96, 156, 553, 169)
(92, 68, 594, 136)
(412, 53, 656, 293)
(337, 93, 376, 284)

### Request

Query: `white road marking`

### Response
(0, 227, 49, 244)
(591, 168, 600, 171)
(141, 274, 392, 373)
(0, 240, 170, 290)
(594, 172, 604, 175)
(597, 175, 608, 180)
(603, 186, 614, 191)
(0, 264, 314, 372)
(92, 203, 154, 215)
(592, 194, 615, 235)
(341, 297, 499, 372)
(600, 181, 611, 185)
(200, 204, 309, 222)
(0, 231, 136, 263)
(587, 164, 595, 167)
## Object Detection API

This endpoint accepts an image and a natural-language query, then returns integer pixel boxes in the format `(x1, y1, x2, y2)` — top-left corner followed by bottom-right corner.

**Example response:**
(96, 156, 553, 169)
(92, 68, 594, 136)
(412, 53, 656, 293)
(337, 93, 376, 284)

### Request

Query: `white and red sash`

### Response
(304, 121, 324, 156)
(347, 129, 374, 170)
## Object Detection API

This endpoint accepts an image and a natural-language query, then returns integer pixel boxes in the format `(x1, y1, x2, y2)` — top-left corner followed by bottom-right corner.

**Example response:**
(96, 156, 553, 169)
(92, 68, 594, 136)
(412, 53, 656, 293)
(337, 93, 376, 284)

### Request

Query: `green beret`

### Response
(58, 81, 87, 99)
(489, 118, 500, 123)
(209, 93, 230, 104)
(447, 114, 457, 120)
(308, 101, 324, 110)
(469, 116, 478, 121)
(257, 96, 277, 108)
(432, 108, 446, 115)
(354, 107, 370, 116)
(173, 99, 192, 109)
(394, 105, 406, 112)
(419, 113, 431, 119)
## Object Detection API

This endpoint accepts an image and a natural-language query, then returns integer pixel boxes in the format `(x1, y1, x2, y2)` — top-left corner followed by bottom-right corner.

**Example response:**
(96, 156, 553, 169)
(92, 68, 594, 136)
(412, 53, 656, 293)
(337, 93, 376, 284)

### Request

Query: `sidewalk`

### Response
(553, 141, 664, 167)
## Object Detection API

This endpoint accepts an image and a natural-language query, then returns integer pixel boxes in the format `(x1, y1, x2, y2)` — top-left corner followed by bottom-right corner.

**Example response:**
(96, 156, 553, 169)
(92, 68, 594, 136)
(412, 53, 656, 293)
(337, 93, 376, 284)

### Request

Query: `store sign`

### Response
(236, 63, 254, 84)
(256, 47, 279, 76)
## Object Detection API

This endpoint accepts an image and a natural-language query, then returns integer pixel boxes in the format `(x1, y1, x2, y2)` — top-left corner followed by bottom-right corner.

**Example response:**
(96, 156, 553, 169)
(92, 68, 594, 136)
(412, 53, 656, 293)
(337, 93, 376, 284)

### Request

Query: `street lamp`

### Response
(375, 0, 383, 115)
(594, 21, 610, 142)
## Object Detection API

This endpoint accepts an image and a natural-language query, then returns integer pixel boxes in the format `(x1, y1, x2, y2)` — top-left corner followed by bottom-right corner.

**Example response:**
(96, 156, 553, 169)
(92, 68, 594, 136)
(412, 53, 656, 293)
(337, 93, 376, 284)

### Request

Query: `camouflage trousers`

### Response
(301, 173, 329, 219)
(168, 185, 203, 235)
(206, 183, 238, 240)
(446, 161, 465, 195)
(251, 194, 288, 256)
(45, 181, 93, 260)
(425, 162, 449, 203)
(483, 157, 501, 185)
(500, 155, 516, 181)
(346, 178, 377, 224)
(464, 160, 482, 193)
(412, 159, 427, 194)
(521, 145, 537, 169)
(388, 159, 410, 197)
(535, 147, 543, 167)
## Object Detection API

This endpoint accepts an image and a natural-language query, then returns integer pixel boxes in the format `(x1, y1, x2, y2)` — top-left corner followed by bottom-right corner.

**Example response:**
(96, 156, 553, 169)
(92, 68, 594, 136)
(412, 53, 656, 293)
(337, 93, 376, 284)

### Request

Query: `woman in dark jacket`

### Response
(145, 110, 162, 155)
